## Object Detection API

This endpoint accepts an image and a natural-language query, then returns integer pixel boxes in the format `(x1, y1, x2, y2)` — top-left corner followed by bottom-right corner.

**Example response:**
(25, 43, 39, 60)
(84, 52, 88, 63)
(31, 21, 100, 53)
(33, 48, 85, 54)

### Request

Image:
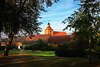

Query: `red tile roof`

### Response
(13, 36, 26, 42)
(47, 35, 71, 44)
(25, 34, 50, 41)
(24, 34, 71, 44)
(53, 31, 67, 36)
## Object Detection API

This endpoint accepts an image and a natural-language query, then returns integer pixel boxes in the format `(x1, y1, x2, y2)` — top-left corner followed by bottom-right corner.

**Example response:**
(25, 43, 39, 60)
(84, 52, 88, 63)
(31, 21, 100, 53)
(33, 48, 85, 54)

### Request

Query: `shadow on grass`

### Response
(0, 54, 100, 67)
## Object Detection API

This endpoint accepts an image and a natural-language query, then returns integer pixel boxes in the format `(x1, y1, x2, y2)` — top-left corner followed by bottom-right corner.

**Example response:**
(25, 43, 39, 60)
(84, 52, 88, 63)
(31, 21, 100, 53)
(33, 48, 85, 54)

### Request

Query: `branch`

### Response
(20, 0, 22, 8)
(21, 0, 27, 10)
(18, 0, 27, 18)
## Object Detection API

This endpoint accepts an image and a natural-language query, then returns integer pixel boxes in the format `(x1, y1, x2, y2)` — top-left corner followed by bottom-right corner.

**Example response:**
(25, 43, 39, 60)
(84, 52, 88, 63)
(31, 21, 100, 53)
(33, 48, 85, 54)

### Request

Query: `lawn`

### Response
(0, 49, 20, 55)
(0, 50, 55, 56)
(0, 50, 100, 67)
(23, 50, 55, 56)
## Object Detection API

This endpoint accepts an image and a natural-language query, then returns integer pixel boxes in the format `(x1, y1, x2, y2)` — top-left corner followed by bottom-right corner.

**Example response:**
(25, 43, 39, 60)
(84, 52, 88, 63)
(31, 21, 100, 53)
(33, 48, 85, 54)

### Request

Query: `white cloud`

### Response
(39, 0, 80, 35)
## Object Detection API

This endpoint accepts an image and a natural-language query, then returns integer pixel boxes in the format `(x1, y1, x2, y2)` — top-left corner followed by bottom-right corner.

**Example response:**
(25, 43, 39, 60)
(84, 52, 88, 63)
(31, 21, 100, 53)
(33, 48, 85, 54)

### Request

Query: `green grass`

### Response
(0, 50, 100, 67)
(9, 50, 21, 53)
(23, 50, 55, 56)
(0, 50, 20, 55)
(0, 50, 4, 55)
(0, 50, 55, 56)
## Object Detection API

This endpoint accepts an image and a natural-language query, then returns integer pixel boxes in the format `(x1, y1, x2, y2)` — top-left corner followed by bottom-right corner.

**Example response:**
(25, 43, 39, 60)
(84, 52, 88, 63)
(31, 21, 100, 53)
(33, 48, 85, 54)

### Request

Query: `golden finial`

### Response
(48, 23, 50, 27)
(48, 20, 50, 27)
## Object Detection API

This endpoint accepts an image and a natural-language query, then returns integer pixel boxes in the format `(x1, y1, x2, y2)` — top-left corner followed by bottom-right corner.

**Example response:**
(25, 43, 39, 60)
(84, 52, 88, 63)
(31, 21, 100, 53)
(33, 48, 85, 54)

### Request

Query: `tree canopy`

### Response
(63, 0, 100, 61)
(0, 0, 59, 35)
(63, 0, 100, 42)
(0, 0, 59, 56)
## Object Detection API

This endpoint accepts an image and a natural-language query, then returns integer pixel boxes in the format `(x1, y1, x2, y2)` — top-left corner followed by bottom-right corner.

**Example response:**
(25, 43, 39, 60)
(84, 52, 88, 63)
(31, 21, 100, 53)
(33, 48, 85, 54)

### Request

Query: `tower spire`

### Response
(45, 22, 53, 35)
(48, 23, 50, 27)
(48, 20, 50, 27)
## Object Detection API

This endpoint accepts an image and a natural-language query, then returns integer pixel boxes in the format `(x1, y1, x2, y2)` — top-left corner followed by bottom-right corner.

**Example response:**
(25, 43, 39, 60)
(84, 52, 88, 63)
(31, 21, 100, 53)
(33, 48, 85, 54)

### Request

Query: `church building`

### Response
(23, 23, 72, 46)
(0, 23, 72, 47)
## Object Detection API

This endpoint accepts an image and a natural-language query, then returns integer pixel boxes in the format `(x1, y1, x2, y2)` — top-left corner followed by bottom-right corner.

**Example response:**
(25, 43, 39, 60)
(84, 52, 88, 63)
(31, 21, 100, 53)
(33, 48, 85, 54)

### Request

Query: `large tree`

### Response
(63, 0, 100, 61)
(0, 0, 59, 56)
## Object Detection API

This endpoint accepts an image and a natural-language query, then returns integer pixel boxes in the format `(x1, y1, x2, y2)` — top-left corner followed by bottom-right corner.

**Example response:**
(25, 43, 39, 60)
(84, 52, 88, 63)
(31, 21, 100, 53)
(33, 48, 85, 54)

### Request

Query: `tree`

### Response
(63, 0, 100, 61)
(0, 0, 5, 32)
(0, 0, 59, 56)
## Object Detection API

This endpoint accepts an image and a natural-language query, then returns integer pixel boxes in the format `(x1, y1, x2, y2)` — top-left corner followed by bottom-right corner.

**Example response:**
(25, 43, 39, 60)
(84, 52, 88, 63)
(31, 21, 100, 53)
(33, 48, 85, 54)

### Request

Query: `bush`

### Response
(85, 43, 100, 59)
(31, 39, 48, 51)
(55, 43, 68, 57)
(10, 44, 18, 49)
(24, 39, 56, 51)
(94, 42, 100, 59)
(24, 44, 33, 50)
(55, 42, 87, 57)
(44, 44, 56, 51)
(24, 43, 48, 50)
(0, 46, 6, 50)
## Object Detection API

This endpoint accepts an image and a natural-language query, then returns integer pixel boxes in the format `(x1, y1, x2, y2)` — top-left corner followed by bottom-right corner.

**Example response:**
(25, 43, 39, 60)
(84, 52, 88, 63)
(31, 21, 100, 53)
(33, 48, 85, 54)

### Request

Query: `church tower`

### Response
(45, 23, 53, 35)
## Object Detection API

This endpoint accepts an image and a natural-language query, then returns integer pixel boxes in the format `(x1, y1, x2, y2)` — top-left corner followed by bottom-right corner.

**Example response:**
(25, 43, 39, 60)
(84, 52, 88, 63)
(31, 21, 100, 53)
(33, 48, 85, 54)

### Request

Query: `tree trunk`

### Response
(89, 27, 91, 62)
(3, 31, 14, 56)
(89, 35, 91, 62)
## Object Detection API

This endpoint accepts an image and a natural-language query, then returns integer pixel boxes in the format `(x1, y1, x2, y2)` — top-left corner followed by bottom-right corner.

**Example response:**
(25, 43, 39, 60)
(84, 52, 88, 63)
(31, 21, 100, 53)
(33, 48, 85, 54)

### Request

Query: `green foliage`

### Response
(85, 48, 100, 59)
(0, 0, 59, 35)
(34, 39, 48, 50)
(62, 0, 100, 59)
(0, 46, 6, 50)
(24, 39, 56, 51)
(1, 0, 59, 56)
(55, 42, 87, 57)
(55, 41, 100, 58)
(45, 44, 56, 51)
(63, 0, 99, 42)
(10, 44, 18, 49)
(24, 44, 33, 50)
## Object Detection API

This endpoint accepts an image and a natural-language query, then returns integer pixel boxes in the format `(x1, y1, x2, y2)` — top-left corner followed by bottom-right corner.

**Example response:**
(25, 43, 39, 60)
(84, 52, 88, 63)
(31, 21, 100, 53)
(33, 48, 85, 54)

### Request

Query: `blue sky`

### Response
(38, 0, 80, 35)
(1, 0, 80, 38)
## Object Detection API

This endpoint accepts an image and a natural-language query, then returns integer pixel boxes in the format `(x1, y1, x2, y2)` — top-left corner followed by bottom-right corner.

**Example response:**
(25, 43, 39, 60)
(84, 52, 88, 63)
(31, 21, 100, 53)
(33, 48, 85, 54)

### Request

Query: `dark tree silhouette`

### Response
(63, 0, 100, 61)
(0, 0, 59, 56)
